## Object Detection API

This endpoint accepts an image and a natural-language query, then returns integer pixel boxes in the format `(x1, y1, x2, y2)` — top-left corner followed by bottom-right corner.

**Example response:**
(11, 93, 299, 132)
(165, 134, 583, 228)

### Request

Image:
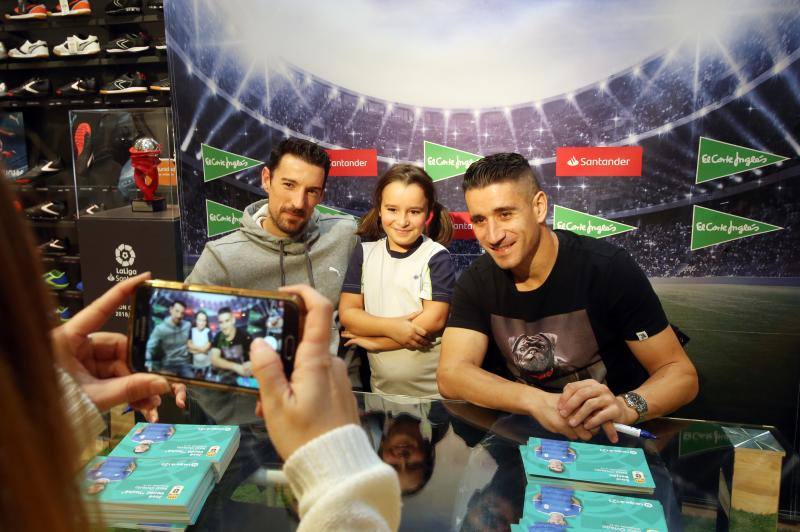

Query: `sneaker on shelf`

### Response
(25, 200, 67, 220)
(99, 72, 148, 94)
(73, 121, 93, 173)
(56, 76, 97, 97)
(15, 158, 64, 184)
(149, 77, 169, 91)
(0, 42, 6, 60)
(6, 77, 51, 98)
(5, 2, 48, 19)
(146, 0, 162, 10)
(75, 281, 83, 291)
(44, 269, 69, 290)
(0, 83, 7, 96)
(105, 33, 149, 54)
(50, 0, 91, 16)
(81, 202, 103, 215)
(105, 0, 141, 15)
(56, 305, 72, 322)
(39, 236, 70, 254)
(152, 36, 166, 50)
(53, 34, 100, 56)
(8, 40, 50, 59)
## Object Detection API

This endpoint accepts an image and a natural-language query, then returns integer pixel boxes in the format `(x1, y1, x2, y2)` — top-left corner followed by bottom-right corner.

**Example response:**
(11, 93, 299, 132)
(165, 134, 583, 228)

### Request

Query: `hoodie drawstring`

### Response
(278, 237, 315, 288)
(304, 233, 315, 288)
(279, 240, 286, 287)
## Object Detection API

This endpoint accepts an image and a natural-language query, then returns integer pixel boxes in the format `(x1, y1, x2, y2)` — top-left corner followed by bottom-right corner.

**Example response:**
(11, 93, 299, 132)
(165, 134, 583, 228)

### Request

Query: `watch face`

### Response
(625, 392, 648, 414)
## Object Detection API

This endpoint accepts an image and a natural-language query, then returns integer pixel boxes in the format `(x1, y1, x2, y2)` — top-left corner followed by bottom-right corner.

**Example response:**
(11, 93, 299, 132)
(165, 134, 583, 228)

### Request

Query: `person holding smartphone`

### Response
(0, 176, 401, 531)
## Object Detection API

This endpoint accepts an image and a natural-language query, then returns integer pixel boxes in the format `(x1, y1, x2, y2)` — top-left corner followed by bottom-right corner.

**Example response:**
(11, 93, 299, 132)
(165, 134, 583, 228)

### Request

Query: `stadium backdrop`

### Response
(165, 1, 800, 449)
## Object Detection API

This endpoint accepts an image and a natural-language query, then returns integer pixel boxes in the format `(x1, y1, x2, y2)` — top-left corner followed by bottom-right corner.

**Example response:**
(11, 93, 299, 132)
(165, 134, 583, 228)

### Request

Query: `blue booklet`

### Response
(110, 423, 240, 481)
(81, 456, 215, 525)
(520, 437, 655, 493)
(511, 483, 667, 531)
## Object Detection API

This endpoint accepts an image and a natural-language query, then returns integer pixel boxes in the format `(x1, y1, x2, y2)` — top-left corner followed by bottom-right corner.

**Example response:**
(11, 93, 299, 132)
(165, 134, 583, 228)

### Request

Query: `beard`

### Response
(270, 206, 308, 236)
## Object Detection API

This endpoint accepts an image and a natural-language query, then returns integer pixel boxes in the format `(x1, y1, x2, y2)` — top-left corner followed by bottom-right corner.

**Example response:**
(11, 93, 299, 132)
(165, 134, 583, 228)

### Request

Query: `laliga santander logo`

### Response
(556, 146, 643, 176)
(115, 244, 136, 267)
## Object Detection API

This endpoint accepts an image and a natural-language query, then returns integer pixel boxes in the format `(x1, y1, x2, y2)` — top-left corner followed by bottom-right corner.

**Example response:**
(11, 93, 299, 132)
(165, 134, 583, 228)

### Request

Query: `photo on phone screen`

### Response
(130, 283, 300, 392)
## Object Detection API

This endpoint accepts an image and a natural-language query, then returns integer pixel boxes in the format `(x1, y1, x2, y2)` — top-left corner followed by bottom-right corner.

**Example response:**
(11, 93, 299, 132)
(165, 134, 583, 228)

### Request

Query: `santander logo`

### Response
(556, 146, 643, 176)
(449, 211, 475, 240)
(325, 149, 378, 177)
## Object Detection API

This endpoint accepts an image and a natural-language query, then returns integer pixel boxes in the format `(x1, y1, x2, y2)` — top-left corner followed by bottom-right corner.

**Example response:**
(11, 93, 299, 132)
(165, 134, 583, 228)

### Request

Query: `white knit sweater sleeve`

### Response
(283, 424, 402, 531)
(56, 366, 107, 452)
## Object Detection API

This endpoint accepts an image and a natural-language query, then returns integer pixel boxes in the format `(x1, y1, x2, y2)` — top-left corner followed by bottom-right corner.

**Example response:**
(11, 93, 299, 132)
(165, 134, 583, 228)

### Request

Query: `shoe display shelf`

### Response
(5, 0, 171, 322)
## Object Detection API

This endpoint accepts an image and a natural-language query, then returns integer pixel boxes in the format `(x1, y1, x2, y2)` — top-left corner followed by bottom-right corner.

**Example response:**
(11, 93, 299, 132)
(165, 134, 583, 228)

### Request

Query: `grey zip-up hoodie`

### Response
(185, 199, 358, 425)
(187, 199, 357, 306)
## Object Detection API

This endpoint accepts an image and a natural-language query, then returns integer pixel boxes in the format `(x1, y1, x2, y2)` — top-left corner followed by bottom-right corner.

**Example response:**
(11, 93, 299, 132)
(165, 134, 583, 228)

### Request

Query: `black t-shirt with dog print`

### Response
(446, 230, 669, 395)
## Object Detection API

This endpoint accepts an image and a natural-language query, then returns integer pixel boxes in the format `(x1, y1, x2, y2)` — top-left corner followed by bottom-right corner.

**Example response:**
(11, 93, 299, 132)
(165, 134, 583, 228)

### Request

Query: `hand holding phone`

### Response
(55, 273, 184, 421)
(251, 285, 359, 460)
(129, 280, 304, 394)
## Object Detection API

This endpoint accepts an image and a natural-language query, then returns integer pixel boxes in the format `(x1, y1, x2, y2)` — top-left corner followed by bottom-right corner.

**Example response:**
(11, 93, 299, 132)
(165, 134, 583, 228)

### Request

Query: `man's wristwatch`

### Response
(622, 392, 648, 424)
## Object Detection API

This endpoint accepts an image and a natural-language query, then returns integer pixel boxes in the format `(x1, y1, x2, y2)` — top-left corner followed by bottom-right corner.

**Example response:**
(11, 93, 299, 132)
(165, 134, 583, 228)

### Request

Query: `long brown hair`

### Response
(0, 179, 89, 531)
(357, 164, 453, 246)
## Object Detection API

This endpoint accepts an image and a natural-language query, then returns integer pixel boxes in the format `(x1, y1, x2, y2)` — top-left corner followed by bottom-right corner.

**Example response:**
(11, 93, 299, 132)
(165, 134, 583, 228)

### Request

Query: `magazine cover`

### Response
(521, 438, 655, 493)
(512, 483, 667, 531)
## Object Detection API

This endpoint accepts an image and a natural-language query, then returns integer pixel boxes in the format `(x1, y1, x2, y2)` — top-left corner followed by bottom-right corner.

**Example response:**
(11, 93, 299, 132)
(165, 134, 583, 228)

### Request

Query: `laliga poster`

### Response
(166, 1, 800, 447)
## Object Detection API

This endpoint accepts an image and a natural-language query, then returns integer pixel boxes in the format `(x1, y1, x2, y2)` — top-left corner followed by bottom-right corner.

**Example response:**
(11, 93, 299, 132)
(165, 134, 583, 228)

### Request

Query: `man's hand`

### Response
(528, 389, 597, 441)
(53, 272, 186, 421)
(237, 361, 254, 377)
(252, 284, 359, 460)
(387, 315, 430, 349)
(557, 379, 628, 443)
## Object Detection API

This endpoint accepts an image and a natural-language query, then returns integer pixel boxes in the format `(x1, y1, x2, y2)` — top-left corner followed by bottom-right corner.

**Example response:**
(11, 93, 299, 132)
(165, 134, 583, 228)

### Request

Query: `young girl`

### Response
(187, 310, 212, 368)
(340, 164, 455, 397)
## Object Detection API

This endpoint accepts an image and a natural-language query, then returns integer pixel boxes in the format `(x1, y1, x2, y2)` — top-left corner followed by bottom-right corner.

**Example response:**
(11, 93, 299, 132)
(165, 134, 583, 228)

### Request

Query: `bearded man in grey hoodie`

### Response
(185, 137, 358, 425)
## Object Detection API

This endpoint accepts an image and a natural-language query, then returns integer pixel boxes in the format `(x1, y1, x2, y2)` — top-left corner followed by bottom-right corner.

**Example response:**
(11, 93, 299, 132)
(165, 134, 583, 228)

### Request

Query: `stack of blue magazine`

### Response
(511, 438, 668, 531)
(82, 423, 240, 528)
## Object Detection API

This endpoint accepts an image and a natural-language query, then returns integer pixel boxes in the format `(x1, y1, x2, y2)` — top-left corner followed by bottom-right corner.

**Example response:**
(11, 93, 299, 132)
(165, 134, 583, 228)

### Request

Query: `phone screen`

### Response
(129, 283, 301, 393)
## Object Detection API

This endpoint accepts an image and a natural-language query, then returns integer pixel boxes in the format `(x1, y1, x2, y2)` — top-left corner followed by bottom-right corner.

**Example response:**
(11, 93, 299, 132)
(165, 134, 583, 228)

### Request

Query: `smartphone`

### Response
(128, 280, 304, 394)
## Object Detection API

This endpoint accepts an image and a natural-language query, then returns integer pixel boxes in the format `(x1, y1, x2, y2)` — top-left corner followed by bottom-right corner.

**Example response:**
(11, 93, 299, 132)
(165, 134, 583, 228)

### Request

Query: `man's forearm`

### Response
(438, 362, 542, 415)
(630, 361, 699, 421)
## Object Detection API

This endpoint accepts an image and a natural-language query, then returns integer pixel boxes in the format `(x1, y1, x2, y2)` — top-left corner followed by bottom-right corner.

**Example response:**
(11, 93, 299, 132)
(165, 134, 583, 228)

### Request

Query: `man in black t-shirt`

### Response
(209, 306, 253, 381)
(438, 153, 698, 442)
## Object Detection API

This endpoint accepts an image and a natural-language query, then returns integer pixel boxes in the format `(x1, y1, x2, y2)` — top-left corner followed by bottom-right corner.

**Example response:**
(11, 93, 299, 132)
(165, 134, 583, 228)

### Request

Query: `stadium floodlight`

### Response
(533, 158, 541, 166)
(472, 109, 480, 119)
(414, 107, 421, 117)
(386, 102, 394, 113)
(503, 106, 511, 116)
(443, 109, 451, 119)
(632, 65, 642, 78)
(597, 80, 607, 92)
(627, 132, 638, 144)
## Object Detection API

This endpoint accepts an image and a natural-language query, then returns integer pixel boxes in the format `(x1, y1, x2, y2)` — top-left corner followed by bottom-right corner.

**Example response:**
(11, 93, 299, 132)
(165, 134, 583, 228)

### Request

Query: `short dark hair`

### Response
(218, 306, 232, 316)
(267, 137, 331, 187)
(170, 299, 186, 309)
(462, 152, 541, 194)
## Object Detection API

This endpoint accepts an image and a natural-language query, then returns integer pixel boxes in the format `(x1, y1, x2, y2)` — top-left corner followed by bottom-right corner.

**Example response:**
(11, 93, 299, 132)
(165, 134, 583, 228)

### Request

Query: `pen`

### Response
(613, 423, 657, 440)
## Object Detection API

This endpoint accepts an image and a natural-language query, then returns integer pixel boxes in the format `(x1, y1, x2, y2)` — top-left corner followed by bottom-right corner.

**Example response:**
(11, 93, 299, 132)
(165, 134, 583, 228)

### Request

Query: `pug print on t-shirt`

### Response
(490, 309, 606, 390)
